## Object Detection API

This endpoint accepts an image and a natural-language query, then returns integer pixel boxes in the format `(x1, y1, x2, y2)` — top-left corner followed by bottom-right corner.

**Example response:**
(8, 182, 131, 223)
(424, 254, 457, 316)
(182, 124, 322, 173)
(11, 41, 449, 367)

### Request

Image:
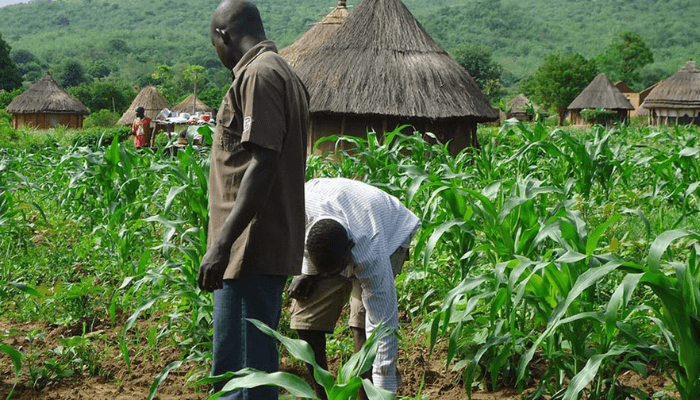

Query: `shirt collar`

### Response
(232, 40, 278, 77)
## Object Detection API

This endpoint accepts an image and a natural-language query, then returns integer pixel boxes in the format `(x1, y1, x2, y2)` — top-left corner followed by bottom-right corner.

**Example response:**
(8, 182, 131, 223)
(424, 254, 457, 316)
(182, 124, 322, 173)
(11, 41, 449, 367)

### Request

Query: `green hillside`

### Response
(1, 0, 699, 103)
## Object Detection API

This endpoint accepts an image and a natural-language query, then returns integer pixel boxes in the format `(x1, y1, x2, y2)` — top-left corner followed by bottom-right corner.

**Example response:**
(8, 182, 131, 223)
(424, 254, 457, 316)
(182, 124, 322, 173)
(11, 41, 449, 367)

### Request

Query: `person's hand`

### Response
(198, 244, 229, 292)
(287, 275, 318, 300)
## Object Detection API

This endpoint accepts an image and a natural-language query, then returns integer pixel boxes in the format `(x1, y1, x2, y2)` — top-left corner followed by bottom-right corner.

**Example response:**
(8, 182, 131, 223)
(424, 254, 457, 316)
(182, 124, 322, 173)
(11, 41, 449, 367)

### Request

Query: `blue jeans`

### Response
(212, 274, 287, 400)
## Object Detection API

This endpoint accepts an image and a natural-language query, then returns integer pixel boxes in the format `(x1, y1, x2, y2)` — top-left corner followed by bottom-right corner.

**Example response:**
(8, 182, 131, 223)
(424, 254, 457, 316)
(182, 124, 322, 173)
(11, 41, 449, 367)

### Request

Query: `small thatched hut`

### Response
(640, 61, 700, 126)
(118, 85, 168, 126)
(279, 0, 350, 70)
(293, 0, 498, 155)
(504, 94, 545, 121)
(171, 93, 215, 115)
(567, 74, 633, 125)
(6, 71, 89, 130)
(614, 81, 641, 117)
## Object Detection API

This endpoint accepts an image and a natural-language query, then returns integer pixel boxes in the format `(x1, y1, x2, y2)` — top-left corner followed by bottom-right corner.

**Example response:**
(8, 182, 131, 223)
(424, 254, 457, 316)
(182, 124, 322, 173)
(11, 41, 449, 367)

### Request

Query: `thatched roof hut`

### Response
(640, 61, 700, 125)
(293, 0, 498, 155)
(171, 93, 215, 115)
(6, 71, 89, 130)
(505, 94, 545, 121)
(567, 73, 633, 125)
(279, 0, 350, 70)
(118, 85, 168, 126)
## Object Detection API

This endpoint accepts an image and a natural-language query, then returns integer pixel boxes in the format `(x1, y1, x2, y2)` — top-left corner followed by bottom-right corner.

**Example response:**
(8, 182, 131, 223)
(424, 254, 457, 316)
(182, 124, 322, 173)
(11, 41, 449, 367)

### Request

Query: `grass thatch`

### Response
(279, 0, 350, 70)
(117, 85, 169, 125)
(6, 71, 88, 115)
(568, 73, 634, 111)
(641, 61, 700, 109)
(171, 93, 214, 114)
(294, 0, 497, 122)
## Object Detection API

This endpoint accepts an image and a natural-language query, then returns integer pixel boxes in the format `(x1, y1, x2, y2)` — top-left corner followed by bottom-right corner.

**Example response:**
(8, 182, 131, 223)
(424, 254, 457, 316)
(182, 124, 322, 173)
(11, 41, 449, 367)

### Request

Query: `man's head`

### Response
(135, 106, 145, 119)
(211, 0, 267, 70)
(306, 219, 354, 277)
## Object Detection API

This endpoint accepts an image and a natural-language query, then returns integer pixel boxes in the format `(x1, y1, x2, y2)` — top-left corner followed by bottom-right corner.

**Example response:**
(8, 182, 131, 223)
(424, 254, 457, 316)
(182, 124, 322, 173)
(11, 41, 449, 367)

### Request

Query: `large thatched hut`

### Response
(118, 85, 168, 126)
(279, 0, 350, 70)
(640, 61, 700, 125)
(171, 93, 214, 115)
(293, 0, 498, 155)
(6, 71, 89, 130)
(567, 74, 633, 125)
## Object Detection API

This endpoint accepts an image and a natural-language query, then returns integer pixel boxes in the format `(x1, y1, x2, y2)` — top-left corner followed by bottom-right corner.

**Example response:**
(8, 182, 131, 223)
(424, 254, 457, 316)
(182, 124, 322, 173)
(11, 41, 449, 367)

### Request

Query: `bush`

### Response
(0, 88, 23, 109)
(581, 108, 618, 125)
(83, 109, 121, 128)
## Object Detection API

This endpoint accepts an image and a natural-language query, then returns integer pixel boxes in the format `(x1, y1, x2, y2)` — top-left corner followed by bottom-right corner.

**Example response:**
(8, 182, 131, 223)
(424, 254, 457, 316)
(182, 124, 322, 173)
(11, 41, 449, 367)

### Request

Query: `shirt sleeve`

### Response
(238, 65, 286, 153)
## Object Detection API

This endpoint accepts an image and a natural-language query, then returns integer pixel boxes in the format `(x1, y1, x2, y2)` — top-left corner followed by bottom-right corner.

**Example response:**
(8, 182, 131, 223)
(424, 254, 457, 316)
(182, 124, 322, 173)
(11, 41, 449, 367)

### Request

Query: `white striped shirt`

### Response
(302, 178, 421, 392)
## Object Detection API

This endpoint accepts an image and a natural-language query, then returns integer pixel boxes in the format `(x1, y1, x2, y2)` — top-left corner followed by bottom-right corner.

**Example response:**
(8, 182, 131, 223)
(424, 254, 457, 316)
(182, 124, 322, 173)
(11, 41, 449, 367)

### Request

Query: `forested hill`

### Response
(1, 0, 699, 96)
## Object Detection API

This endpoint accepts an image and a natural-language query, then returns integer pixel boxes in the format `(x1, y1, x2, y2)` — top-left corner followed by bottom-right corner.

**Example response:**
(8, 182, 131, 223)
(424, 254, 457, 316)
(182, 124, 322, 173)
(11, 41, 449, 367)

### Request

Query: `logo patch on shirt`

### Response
(243, 117, 252, 135)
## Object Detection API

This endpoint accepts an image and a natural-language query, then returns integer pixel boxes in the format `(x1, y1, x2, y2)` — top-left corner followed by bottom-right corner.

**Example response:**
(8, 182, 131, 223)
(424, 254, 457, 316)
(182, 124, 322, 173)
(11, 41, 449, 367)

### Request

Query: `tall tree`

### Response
(451, 43, 504, 102)
(523, 52, 597, 125)
(0, 33, 22, 92)
(595, 31, 654, 88)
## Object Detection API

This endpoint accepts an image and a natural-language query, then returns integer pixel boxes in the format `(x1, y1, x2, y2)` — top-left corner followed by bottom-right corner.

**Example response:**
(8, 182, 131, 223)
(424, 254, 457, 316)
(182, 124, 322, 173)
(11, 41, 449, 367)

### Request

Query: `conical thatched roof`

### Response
(118, 85, 169, 125)
(279, 0, 350, 70)
(641, 61, 700, 109)
(171, 93, 214, 114)
(614, 80, 635, 94)
(294, 0, 498, 122)
(6, 71, 88, 115)
(508, 94, 542, 113)
(568, 73, 634, 111)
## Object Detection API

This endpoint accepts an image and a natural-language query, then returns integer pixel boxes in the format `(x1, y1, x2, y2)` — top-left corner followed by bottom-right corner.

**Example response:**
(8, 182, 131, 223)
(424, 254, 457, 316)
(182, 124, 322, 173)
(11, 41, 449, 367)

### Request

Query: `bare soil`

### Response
(0, 316, 678, 400)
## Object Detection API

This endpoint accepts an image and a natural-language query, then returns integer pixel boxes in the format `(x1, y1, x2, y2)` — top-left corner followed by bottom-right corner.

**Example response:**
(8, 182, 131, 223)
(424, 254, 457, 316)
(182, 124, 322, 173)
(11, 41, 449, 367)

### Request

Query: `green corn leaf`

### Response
(8, 282, 44, 298)
(210, 369, 317, 400)
(148, 360, 183, 400)
(164, 185, 188, 215)
(326, 378, 363, 399)
(0, 344, 22, 376)
(360, 378, 395, 400)
(562, 345, 628, 400)
(585, 214, 621, 256)
(648, 230, 693, 272)
(247, 319, 334, 391)
(340, 323, 394, 383)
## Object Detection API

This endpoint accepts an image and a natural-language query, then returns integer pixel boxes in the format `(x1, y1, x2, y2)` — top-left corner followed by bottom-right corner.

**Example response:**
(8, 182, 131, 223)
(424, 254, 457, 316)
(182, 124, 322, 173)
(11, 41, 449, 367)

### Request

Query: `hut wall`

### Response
(309, 114, 477, 156)
(11, 113, 84, 130)
(649, 108, 700, 126)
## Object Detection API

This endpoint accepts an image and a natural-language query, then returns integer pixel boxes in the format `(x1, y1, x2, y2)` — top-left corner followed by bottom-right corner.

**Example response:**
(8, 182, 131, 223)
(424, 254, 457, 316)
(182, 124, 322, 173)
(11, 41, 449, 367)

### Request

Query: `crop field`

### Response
(1, 120, 699, 400)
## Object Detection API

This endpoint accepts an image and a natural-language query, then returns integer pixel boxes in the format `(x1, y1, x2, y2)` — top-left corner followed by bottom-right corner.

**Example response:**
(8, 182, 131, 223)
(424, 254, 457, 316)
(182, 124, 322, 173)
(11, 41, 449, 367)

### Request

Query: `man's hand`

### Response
(198, 244, 230, 292)
(287, 274, 318, 300)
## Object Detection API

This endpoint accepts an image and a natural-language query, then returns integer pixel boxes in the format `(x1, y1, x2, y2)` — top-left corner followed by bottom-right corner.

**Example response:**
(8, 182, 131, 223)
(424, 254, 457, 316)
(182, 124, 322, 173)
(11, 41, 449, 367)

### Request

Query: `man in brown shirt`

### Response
(198, 1, 309, 398)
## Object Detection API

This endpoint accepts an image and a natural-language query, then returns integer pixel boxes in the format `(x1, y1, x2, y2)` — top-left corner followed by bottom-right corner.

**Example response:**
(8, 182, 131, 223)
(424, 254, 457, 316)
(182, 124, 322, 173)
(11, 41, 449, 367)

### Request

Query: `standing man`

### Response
(198, 1, 309, 399)
(288, 178, 421, 399)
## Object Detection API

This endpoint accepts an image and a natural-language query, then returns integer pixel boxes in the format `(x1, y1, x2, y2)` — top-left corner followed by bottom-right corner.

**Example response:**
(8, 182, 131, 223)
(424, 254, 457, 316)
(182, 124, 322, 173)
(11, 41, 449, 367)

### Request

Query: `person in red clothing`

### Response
(131, 106, 151, 148)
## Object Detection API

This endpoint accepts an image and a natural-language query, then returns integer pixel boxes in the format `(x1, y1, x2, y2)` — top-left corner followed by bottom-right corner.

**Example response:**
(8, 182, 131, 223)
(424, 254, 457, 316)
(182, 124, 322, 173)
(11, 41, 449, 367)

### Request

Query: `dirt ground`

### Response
(0, 318, 678, 400)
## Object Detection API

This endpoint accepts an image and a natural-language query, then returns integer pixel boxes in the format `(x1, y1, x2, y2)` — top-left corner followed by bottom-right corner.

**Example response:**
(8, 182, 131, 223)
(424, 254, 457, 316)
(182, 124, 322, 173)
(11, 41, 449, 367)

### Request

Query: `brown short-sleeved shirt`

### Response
(208, 41, 309, 279)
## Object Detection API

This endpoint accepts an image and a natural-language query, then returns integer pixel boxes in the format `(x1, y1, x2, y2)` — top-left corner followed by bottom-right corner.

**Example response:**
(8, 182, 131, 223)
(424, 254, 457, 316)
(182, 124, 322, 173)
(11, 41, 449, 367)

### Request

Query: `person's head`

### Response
(135, 106, 145, 119)
(306, 219, 354, 278)
(211, 0, 267, 70)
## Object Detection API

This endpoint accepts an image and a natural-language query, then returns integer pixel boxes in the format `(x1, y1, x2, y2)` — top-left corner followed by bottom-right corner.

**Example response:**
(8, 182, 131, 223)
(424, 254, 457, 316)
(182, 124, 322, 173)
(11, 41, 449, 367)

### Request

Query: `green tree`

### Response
(523, 52, 597, 125)
(0, 33, 22, 92)
(55, 60, 86, 88)
(451, 43, 504, 101)
(68, 81, 132, 113)
(595, 31, 654, 89)
(183, 64, 205, 97)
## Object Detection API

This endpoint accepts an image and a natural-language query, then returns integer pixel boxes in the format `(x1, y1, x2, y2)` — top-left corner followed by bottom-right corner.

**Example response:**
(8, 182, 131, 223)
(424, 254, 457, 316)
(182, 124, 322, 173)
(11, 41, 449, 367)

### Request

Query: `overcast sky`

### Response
(0, 0, 28, 8)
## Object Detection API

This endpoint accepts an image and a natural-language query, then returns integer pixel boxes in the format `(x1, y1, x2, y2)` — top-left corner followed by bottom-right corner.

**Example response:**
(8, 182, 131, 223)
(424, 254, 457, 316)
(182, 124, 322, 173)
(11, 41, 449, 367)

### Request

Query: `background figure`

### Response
(131, 106, 151, 148)
(197, 1, 309, 399)
(289, 177, 421, 399)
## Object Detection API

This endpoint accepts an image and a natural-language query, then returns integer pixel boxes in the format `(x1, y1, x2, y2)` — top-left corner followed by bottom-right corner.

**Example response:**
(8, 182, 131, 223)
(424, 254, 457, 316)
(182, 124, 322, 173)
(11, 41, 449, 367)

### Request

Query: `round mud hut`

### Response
(6, 71, 89, 130)
(293, 0, 498, 155)
(640, 61, 700, 126)
(171, 93, 215, 115)
(567, 73, 634, 125)
(118, 85, 169, 126)
(280, 0, 351, 70)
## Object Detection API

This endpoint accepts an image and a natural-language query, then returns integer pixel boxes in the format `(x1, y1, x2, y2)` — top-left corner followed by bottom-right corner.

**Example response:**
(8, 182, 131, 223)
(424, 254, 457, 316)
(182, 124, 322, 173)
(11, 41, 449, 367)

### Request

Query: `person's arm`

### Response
(198, 143, 279, 292)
